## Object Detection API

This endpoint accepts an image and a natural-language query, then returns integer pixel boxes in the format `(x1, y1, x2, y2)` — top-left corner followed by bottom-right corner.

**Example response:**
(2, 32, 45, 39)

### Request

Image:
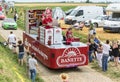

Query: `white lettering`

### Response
(60, 57, 82, 64)
(25, 40, 48, 60)
(32, 45, 48, 60)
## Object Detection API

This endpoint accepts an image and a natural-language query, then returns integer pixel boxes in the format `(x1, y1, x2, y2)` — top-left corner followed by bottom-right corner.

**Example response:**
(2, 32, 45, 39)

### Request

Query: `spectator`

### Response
(14, 11, 18, 22)
(101, 40, 111, 72)
(17, 40, 24, 66)
(87, 39, 96, 62)
(94, 35, 100, 59)
(7, 31, 16, 53)
(60, 73, 69, 82)
(112, 41, 119, 67)
(26, 51, 31, 78)
(96, 43, 103, 67)
(88, 20, 96, 40)
(28, 53, 38, 82)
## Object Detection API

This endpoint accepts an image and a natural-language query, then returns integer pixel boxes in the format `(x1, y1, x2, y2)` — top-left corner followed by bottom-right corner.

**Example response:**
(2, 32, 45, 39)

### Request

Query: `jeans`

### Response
(30, 69, 36, 82)
(102, 54, 109, 72)
(88, 51, 93, 62)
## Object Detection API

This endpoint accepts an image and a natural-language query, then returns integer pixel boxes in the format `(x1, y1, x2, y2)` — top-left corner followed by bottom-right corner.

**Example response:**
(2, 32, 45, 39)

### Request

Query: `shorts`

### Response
(18, 52, 24, 59)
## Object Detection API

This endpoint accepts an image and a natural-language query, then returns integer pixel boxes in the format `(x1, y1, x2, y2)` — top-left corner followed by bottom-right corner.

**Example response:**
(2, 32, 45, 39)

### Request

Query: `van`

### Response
(65, 6, 104, 25)
(103, 3, 120, 33)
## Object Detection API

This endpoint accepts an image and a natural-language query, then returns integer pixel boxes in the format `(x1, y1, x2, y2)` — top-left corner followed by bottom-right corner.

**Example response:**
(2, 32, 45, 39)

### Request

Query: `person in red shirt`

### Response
(42, 15, 53, 29)
(65, 27, 74, 44)
(66, 27, 73, 39)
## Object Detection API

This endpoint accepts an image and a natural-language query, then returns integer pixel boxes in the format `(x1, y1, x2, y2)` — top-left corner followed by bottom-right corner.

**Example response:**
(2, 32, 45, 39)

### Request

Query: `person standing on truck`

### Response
(28, 53, 38, 82)
(42, 15, 53, 29)
(36, 16, 42, 28)
(65, 27, 74, 44)
(42, 8, 53, 29)
(17, 40, 24, 66)
(7, 31, 16, 53)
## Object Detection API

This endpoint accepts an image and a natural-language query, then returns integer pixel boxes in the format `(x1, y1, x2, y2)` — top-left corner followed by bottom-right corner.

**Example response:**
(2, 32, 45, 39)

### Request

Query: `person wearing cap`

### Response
(60, 73, 69, 82)
(28, 53, 38, 82)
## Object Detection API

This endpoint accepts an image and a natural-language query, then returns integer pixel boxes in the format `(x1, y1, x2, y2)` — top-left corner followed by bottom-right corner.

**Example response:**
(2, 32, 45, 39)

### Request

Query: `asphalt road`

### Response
(0, 20, 114, 82)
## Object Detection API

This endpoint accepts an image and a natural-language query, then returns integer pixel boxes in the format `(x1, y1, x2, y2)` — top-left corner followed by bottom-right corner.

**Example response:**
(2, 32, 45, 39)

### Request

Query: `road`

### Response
(0, 20, 114, 82)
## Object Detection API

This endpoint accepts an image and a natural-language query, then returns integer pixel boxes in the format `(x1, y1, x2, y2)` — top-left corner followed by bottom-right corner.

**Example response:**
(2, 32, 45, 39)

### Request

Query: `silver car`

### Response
(85, 15, 109, 27)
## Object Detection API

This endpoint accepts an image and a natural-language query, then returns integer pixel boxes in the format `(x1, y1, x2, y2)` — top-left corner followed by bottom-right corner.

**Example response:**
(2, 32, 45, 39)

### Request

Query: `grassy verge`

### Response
(90, 60, 120, 82)
(0, 35, 44, 82)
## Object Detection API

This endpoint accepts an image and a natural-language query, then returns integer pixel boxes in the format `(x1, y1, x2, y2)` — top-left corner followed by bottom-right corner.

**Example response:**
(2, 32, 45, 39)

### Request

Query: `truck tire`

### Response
(118, 29, 120, 33)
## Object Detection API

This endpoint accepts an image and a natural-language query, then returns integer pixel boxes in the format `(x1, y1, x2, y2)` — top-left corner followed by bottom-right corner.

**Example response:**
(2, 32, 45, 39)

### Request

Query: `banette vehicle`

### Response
(103, 3, 120, 32)
(65, 6, 104, 25)
(23, 9, 88, 69)
(2, 18, 17, 30)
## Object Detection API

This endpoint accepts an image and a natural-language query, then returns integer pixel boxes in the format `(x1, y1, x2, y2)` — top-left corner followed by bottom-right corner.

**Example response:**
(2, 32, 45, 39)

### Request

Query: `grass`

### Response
(0, 35, 44, 82)
(90, 60, 120, 82)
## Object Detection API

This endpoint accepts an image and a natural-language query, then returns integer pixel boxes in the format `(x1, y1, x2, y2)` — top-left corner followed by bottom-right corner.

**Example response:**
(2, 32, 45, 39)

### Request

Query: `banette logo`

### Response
(57, 47, 86, 67)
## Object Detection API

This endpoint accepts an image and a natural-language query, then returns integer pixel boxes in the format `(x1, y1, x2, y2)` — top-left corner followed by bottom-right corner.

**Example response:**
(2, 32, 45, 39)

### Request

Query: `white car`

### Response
(85, 15, 109, 27)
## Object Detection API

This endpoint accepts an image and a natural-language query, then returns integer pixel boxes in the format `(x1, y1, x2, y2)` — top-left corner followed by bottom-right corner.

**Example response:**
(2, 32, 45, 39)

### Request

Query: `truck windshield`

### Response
(109, 13, 120, 21)
(69, 10, 78, 16)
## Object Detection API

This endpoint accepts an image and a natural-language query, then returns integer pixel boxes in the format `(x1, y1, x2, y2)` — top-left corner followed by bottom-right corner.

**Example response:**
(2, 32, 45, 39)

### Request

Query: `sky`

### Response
(5, 0, 120, 2)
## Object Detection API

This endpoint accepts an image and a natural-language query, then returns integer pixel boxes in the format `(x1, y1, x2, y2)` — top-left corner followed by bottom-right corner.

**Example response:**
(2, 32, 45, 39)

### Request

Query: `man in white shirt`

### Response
(7, 31, 16, 53)
(29, 53, 38, 82)
(101, 40, 111, 72)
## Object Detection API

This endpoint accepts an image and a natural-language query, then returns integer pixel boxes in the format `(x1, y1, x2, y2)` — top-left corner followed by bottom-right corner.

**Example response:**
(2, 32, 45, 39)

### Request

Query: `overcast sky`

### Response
(5, 0, 120, 2)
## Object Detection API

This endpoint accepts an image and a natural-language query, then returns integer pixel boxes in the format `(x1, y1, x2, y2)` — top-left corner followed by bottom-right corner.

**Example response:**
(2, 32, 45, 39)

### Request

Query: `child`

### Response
(60, 73, 69, 82)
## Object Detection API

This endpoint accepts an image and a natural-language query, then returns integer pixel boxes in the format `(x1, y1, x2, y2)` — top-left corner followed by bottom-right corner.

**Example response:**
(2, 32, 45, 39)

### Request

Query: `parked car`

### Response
(0, 11, 5, 20)
(2, 18, 17, 30)
(85, 15, 109, 27)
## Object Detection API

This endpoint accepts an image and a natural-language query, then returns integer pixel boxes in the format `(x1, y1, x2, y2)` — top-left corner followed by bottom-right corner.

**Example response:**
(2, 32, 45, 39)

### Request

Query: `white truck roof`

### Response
(106, 3, 120, 12)
(74, 6, 102, 10)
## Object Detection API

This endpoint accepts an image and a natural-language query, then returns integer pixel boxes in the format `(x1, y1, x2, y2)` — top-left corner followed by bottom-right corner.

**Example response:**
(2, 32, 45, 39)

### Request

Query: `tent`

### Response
(52, 7, 66, 20)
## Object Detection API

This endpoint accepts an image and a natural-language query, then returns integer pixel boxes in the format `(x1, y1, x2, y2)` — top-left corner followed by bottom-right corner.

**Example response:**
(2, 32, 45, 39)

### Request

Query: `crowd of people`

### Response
(7, 31, 38, 82)
(87, 22, 120, 72)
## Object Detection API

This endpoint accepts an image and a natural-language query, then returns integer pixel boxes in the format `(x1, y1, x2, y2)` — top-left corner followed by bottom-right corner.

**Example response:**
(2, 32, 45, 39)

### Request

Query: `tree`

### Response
(86, 0, 90, 3)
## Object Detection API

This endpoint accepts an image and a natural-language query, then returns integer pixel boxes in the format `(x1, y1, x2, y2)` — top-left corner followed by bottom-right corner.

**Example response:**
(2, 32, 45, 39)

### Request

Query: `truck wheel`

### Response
(118, 29, 120, 33)
(94, 23, 98, 28)
(72, 20, 77, 25)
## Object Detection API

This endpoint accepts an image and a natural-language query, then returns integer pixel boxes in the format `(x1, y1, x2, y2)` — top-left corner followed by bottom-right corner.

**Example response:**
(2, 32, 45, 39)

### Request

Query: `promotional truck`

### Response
(23, 9, 88, 69)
